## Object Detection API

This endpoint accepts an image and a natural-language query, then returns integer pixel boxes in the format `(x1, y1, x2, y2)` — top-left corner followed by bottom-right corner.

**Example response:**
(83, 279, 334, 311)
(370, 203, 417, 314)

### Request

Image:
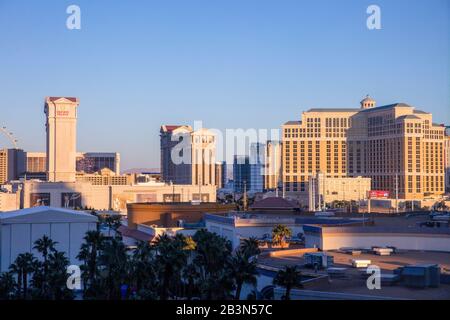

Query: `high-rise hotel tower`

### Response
(282, 96, 446, 200)
(45, 97, 79, 182)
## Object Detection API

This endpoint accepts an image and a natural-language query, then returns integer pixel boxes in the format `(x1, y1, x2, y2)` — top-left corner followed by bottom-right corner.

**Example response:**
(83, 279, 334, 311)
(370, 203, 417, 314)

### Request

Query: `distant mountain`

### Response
(121, 168, 160, 174)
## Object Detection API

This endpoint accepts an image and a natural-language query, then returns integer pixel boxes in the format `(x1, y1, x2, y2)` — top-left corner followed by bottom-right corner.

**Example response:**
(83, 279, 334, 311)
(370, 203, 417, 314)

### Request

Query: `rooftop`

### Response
(46, 97, 78, 103)
(284, 121, 301, 126)
(204, 212, 367, 228)
(358, 103, 413, 113)
(259, 249, 450, 300)
(250, 197, 298, 210)
(306, 108, 360, 113)
(0, 206, 98, 223)
(117, 225, 154, 242)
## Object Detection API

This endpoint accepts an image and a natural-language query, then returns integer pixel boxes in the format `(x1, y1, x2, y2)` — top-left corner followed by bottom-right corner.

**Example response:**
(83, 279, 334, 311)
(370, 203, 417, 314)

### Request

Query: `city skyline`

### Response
(1, 0, 449, 170)
(0, 1, 449, 304)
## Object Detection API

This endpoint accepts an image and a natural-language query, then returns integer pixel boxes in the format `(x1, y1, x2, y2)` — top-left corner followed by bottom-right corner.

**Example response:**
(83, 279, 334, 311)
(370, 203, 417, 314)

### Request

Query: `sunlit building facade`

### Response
(0, 148, 26, 184)
(264, 140, 282, 190)
(443, 126, 450, 193)
(282, 108, 357, 193)
(160, 125, 217, 187)
(282, 96, 446, 201)
(348, 102, 446, 200)
(45, 97, 79, 182)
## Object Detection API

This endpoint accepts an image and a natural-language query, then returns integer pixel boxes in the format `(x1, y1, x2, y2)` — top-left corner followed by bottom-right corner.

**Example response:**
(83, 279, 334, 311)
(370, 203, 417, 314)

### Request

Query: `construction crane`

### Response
(0, 126, 19, 149)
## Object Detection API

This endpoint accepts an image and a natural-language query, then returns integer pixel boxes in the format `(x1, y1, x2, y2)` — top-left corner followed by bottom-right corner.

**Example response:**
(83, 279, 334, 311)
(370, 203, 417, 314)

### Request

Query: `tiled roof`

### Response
(359, 103, 413, 113)
(306, 108, 360, 113)
(250, 197, 297, 210)
(117, 225, 154, 242)
(161, 125, 193, 133)
(165, 125, 182, 132)
(47, 97, 78, 103)
(284, 121, 301, 126)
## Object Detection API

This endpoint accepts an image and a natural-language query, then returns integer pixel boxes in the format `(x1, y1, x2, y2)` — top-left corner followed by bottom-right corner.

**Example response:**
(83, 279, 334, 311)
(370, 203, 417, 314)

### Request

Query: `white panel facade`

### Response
(11, 224, 31, 262)
(51, 223, 70, 256)
(0, 207, 98, 271)
(0, 225, 11, 271)
(322, 234, 450, 252)
(69, 223, 90, 264)
(31, 223, 51, 259)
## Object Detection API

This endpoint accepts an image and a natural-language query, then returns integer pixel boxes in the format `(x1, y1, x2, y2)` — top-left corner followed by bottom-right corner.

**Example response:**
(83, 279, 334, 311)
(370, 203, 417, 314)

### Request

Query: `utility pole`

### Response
(311, 175, 316, 212)
(198, 170, 202, 203)
(243, 180, 247, 211)
(342, 181, 346, 213)
(395, 173, 399, 214)
(172, 182, 175, 203)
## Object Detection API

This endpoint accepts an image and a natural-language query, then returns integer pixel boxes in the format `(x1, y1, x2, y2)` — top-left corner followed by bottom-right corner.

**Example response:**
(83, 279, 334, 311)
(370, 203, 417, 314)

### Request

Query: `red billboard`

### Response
(368, 190, 390, 199)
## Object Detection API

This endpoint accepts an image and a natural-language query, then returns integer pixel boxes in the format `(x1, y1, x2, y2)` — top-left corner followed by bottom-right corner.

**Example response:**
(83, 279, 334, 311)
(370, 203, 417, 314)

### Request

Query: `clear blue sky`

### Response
(0, 0, 449, 170)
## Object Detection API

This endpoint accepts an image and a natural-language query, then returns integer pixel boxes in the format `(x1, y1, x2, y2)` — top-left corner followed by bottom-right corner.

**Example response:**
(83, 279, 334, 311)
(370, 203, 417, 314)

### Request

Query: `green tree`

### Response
(273, 266, 302, 300)
(47, 251, 74, 300)
(130, 241, 157, 298)
(77, 230, 105, 298)
(229, 251, 257, 300)
(9, 253, 37, 299)
(99, 237, 130, 300)
(239, 237, 261, 259)
(193, 229, 234, 300)
(0, 272, 17, 300)
(153, 234, 188, 300)
(32, 235, 57, 298)
(98, 214, 122, 237)
(272, 225, 292, 247)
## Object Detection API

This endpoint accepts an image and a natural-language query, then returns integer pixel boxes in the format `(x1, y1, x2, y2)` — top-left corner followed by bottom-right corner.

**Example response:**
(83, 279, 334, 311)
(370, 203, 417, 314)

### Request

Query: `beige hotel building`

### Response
(282, 107, 357, 193)
(160, 125, 217, 187)
(282, 96, 446, 202)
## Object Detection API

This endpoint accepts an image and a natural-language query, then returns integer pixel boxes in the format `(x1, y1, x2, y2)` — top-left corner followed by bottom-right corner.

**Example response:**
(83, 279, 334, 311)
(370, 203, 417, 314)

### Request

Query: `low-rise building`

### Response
(204, 212, 365, 249)
(75, 168, 133, 186)
(304, 225, 450, 252)
(127, 202, 235, 228)
(17, 180, 217, 212)
(0, 207, 98, 272)
(310, 174, 372, 210)
(0, 190, 20, 212)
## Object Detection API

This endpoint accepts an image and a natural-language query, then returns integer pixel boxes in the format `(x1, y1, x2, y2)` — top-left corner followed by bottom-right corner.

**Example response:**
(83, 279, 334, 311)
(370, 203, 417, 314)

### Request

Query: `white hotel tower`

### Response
(45, 97, 79, 182)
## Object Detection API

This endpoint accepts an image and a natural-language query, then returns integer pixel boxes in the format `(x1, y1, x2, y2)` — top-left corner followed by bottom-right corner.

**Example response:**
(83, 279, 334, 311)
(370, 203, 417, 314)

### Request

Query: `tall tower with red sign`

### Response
(45, 97, 79, 182)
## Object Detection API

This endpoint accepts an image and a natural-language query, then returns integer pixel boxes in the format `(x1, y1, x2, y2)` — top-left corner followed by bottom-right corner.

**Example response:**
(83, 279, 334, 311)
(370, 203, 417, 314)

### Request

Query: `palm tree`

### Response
(273, 266, 302, 300)
(272, 225, 292, 247)
(99, 237, 130, 300)
(182, 263, 200, 300)
(47, 251, 73, 300)
(239, 237, 261, 259)
(0, 272, 17, 300)
(229, 251, 257, 300)
(98, 214, 122, 237)
(131, 241, 157, 296)
(77, 230, 104, 297)
(193, 229, 234, 300)
(154, 234, 188, 300)
(33, 235, 57, 297)
(9, 253, 37, 299)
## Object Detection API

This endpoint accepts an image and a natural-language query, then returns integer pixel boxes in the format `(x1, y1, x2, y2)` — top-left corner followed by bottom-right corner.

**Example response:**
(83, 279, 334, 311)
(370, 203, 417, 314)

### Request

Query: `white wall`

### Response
(321, 233, 450, 252)
(0, 222, 97, 272)
(205, 221, 238, 248)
